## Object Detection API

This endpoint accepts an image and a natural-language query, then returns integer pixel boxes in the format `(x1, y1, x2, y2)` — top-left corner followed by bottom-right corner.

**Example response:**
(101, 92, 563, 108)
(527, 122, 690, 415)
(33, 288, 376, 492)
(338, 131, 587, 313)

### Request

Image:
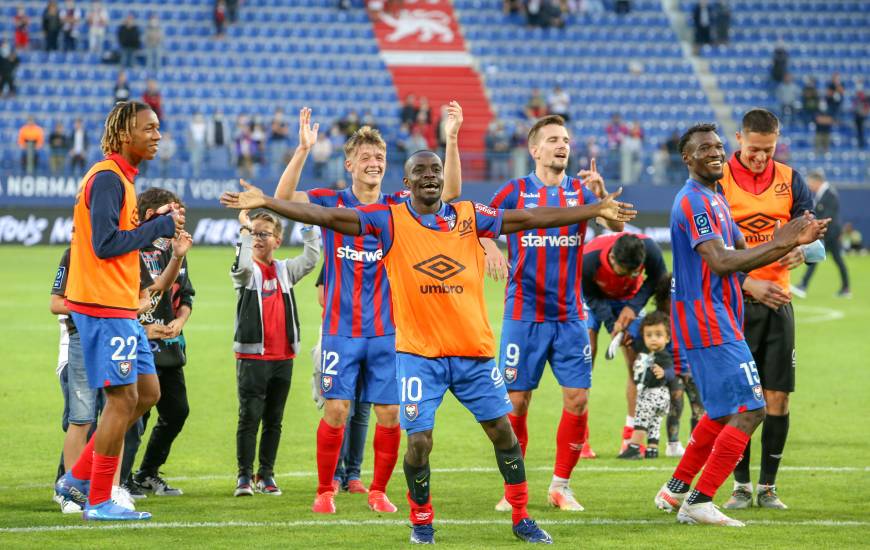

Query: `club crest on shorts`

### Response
(504, 367, 517, 383)
(321, 375, 333, 392)
(752, 384, 763, 401)
(404, 403, 419, 422)
(118, 361, 132, 377)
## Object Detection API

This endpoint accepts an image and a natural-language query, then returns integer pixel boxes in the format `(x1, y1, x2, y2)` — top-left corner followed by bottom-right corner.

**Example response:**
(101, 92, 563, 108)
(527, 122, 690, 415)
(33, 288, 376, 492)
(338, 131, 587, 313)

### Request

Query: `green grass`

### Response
(0, 245, 868, 548)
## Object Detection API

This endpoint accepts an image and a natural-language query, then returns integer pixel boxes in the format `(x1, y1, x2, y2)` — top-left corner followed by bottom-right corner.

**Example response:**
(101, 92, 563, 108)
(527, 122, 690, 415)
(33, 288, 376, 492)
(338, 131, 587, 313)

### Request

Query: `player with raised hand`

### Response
(221, 147, 635, 544)
(486, 115, 626, 512)
(653, 123, 828, 527)
(272, 103, 465, 515)
(54, 100, 184, 521)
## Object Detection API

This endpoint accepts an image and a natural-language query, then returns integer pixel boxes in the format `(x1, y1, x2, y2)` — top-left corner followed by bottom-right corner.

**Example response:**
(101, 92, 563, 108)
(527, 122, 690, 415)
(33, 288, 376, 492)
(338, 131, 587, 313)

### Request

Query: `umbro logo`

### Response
(413, 254, 465, 281)
(736, 213, 777, 234)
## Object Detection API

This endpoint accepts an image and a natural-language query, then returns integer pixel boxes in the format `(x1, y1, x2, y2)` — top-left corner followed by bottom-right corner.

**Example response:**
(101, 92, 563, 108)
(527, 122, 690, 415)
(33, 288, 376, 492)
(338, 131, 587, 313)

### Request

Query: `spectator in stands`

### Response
(361, 110, 378, 130)
(311, 132, 333, 179)
(620, 122, 643, 184)
(269, 108, 290, 172)
(652, 142, 669, 186)
(503, 0, 523, 15)
(525, 0, 543, 26)
(158, 131, 177, 177)
(606, 113, 628, 149)
(251, 122, 267, 166)
(43, 1, 62, 51)
(664, 130, 681, 182)
(214, 1, 227, 38)
(576, 136, 600, 176)
(14, 5, 30, 50)
(770, 42, 788, 85)
(117, 13, 142, 68)
(417, 96, 432, 124)
(113, 70, 130, 103)
(236, 122, 256, 179)
(774, 138, 790, 164)
(337, 110, 360, 138)
(207, 108, 231, 151)
(87, 1, 108, 53)
(801, 77, 820, 124)
(436, 104, 450, 153)
(142, 79, 163, 121)
(407, 126, 429, 153)
(225, 0, 239, 23)
(395, 122, 411, 164)
(841, 222, 863, 254)
(68, 117, 87, 172)
(615, 0, 631, 15)
(188, 112, 207, 177)
(485, 120, 511, 181)
(814, 101, 834, 153)
(326, 124, 346, 181)
(18, 116, 45, 175)
(775, 73, 801, 123)
(524, 88, 548, 120)
(692, 0, 712, 49)
(61, 0, 81, 52)
(412, 110, 436, 148)
(711, 0, 730, 45)
(547, 85, 571, 121)
(400, 94, 418, 125)
(510, 122, 529, 179)
(337, 0, 351, 10)
(826, 72, 845, 119)
(854, 79, 869, 149)
(0, 45, 20, 98)
(144, 14, 163, 74)
(48, 121, 69, 175)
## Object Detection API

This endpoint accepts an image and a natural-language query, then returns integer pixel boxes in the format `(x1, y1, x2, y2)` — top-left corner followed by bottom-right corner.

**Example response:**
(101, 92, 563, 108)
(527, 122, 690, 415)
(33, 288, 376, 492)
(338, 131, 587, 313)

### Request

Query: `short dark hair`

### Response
(641, 310, 670, 334)
(611, 234, 646, 272)
(137, 187, 182, 220)
(527, 114, 566, 144)
(742, 108, 780, 135)
(678, 123, 718, 155)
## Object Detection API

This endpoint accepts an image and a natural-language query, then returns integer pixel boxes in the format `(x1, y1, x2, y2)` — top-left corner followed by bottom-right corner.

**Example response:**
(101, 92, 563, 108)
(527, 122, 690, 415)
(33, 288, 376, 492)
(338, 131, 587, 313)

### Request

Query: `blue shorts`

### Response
(396, 353, 512, 434)
(684, 341, 766, 419)
(320, 333, 398, 405)
(60, 331, 104, 425)
(70, 312, 156, 389)
(584, 301, 644, 339)
(498, 319, 592, 391)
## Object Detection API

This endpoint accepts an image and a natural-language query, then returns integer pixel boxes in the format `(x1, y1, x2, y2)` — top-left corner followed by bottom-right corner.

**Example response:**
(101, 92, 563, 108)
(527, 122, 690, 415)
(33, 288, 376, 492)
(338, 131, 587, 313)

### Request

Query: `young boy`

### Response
(618, 310, 675, 459)
(231, 208, 319, 496)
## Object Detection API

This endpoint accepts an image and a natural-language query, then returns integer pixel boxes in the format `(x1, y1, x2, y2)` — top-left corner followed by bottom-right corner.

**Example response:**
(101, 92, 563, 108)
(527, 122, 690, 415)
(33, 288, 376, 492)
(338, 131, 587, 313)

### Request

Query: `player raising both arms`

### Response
(221, 148, 635, 544)
(487, 115, 625, 512)
(272, 104, 466, 514)
(55, 101, 184, 521)
(653, 123, 828, 527)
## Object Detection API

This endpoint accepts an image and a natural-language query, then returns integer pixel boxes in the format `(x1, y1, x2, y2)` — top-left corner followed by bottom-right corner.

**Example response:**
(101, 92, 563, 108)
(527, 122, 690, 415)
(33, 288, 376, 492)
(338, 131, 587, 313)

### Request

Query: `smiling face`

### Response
(250, 217, 281, 264)
(684, 130, 725, 184)
(736, 130, 777, 174)
(124, 108, 161, 162)
(530, 123, 570, 174)
(403, 151, 443, 208)
(345, 143, 386, 189)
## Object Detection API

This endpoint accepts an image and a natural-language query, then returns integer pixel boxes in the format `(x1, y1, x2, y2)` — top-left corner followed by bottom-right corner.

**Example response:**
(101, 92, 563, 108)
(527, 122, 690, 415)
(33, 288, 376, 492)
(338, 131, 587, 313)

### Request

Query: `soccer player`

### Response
(54, 100, 184, 521)
(220, 150, 635, 544)
(272, 105, 468, 514)
(653, 123, 828, 527)
(582, 232, 667, 454)
(718, 109, 825, 510)
(487, 115, 625, 512)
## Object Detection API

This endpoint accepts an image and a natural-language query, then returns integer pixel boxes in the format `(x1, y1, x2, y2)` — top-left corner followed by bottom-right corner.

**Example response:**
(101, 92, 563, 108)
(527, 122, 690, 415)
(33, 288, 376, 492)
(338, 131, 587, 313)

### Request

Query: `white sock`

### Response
(734, 481, 753, 491)
(625, 416, 635, 428)
(549, 476, 569, 490)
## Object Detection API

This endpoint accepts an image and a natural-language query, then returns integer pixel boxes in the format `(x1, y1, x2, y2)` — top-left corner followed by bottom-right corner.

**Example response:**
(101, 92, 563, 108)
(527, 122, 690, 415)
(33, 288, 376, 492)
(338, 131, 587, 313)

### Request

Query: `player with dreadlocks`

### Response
(55, 101, 185, 521)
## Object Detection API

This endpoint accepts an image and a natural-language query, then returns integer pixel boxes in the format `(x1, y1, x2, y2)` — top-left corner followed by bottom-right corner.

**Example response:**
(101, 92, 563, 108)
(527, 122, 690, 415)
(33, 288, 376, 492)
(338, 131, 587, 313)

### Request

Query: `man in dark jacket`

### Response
(117, 14, 141, 68)
(796, 170, 850, 297)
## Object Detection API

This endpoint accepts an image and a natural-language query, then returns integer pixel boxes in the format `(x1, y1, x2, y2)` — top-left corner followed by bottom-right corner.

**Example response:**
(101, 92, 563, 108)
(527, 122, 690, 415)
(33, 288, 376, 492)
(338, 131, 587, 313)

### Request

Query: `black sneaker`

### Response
(645, 447, 659, 459)
(617, 444, 643, 460)
(123, 479, 148, 500)
(134, 471, 183, 496)
(234, 475, 254, 497)
(254, 474, 282, 496)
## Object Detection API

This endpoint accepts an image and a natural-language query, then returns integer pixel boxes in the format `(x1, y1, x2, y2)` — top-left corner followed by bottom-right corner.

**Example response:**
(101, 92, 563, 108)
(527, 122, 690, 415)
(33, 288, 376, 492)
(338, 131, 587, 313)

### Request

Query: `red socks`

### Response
(553, 409, 587, 479)
(70, 435, 95, 480)
(508, 413, 528, 457)
(504, 481, 530, 526)
(694, 425, 751, 497)
(407, 493, 435, 525)
(673, 414, 725, 485)
(370, 424, 401, 493)
(316, 419, 345, 494)
(88, 453, 119, 506)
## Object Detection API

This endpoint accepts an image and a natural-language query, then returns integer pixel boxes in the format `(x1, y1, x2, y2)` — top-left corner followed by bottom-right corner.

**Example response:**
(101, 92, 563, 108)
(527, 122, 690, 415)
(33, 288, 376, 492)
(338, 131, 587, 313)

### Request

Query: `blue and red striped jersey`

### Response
(308, 187, 410, 337)
(490, 173, 599, 322)
(670, 179, 745, 355)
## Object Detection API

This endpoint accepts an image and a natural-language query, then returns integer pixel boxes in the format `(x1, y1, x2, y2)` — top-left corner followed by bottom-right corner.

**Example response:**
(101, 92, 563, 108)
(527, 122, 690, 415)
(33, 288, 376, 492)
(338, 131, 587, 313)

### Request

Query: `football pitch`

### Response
(0, 245, 868, 548)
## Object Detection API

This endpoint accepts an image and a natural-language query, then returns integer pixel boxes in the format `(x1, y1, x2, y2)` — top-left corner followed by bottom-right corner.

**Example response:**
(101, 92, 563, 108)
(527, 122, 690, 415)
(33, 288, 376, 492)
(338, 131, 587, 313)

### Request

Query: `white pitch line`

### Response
(793, 304, 846, 324)
(2, 517, 868, 534)
(5, 465, 866, 492)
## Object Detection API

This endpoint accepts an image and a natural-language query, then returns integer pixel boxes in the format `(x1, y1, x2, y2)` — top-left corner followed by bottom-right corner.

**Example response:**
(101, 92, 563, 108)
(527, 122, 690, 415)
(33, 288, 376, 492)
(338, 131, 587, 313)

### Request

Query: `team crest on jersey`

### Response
(404, 403, 419, 422)
(693, 212, 712, 236)
(504, 367, 517, 383)
(752, 384, 763, 401)
(321, 375, 333, 392)
(566, 199, 578, 207)
(118, 361, 132, 377)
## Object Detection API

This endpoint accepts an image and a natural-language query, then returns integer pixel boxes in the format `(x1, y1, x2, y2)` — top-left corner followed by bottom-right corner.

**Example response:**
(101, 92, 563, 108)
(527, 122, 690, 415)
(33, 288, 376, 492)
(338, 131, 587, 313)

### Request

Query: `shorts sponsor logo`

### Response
(336, 245, 383, 263)
(321, 375, 333, 392)
(404, 403, 419, 422)
(752, 384, 763, 401)
(693, 212, 712, 236)
(504, 367, 517, 383)
(118, 361, 132, 377)
(520, 234, 582, 247)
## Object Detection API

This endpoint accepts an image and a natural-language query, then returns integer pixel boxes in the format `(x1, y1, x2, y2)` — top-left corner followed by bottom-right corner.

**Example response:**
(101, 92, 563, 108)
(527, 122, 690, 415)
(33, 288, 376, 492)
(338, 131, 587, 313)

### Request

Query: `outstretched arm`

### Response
(500, 188, 636, 235)
(222, 180, 362, 236)
(273, 107, 318, 203)
(441, 101, 463, 202)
